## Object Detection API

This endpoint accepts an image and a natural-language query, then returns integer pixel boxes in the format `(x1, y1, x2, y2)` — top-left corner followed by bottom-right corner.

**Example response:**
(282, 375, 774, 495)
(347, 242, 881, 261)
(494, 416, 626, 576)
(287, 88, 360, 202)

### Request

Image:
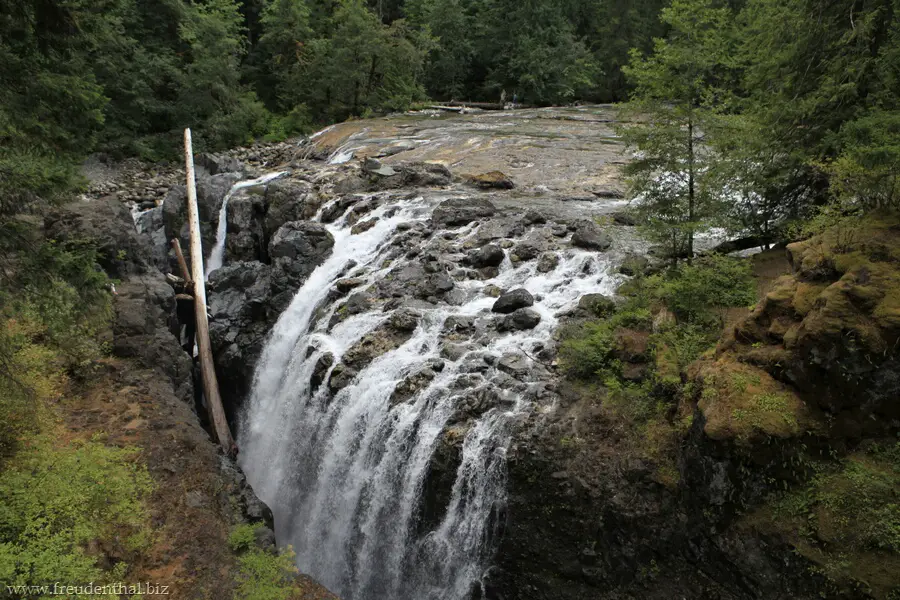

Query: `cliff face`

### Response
(491, 214, 900, 600)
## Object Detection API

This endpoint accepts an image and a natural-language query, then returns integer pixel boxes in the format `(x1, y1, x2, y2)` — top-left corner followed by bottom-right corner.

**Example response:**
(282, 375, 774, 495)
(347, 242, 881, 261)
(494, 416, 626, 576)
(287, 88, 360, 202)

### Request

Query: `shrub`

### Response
(652, 255, 756, 324)
(229, 524, 300, 600)
(0, 437, 153, 589)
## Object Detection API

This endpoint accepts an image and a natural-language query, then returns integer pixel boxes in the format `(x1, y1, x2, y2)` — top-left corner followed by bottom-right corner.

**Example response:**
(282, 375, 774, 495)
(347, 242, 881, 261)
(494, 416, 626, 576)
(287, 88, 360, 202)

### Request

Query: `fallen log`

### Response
(706, 235, 777, 255)
(183, 128, 236, 457)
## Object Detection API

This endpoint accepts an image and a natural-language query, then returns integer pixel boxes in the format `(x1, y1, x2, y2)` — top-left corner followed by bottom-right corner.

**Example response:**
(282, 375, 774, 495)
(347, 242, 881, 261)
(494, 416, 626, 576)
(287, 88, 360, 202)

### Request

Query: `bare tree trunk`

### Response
(687, 115, 695, 264)
(171, 238, 192, 287)
(183, 128, 236, 457)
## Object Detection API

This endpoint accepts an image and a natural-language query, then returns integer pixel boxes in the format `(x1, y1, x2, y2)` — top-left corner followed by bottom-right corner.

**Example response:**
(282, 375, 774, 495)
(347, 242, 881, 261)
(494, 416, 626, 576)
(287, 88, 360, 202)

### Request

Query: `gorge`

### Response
(121, 105, 900, 600)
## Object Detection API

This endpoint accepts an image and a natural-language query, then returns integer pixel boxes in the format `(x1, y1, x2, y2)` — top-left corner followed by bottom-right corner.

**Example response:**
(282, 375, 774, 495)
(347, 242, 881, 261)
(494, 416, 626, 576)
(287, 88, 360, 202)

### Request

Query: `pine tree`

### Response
(617, 0, 738, 264)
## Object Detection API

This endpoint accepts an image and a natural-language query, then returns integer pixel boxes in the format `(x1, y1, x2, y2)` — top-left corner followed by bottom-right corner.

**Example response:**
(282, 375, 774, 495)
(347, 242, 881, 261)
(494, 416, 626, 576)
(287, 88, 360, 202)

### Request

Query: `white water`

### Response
(204, 171, 287, 278)
(239, 192, 621, 600)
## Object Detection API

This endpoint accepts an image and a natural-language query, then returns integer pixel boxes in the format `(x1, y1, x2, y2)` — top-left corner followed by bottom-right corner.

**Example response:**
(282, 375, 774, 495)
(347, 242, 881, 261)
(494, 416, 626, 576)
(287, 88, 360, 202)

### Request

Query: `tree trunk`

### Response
(687, 115, 695, 264)
(183, 128, 236, 457)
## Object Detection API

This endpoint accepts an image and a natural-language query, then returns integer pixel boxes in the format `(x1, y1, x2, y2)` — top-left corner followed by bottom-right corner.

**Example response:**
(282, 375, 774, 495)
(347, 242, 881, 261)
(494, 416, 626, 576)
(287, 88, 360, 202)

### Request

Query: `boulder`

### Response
(492, 289, 535, 314)
(536, 252, 560, 273)
(468, 171, 515, 190)
(499, 308, 542, 331)
(363, 157, 397, 177)
(578, 293, 616, 317)
(571, 220, 612, 251)
(469, 244, 505, 268)
(432, 198, 496, 228)
(619, 254, 650, 276)
(268, 221, 335, 289)
(46, 197, 153, 278)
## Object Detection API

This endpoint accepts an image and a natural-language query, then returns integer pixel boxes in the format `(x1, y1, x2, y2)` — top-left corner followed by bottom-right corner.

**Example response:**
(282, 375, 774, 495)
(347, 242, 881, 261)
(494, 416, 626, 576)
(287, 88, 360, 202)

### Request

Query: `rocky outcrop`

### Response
(432, 198, 496, 227)
(571, 219, 612, 251)
(268, 221, 335, 310)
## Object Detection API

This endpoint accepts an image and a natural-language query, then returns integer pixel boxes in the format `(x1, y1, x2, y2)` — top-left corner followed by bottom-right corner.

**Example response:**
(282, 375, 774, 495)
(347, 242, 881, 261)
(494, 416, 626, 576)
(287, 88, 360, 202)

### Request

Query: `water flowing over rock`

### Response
(236, 180, 624, 600)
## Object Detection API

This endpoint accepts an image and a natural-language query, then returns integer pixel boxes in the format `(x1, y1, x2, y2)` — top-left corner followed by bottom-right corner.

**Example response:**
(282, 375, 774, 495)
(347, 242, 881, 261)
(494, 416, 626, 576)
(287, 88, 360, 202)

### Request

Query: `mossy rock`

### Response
(689, 357, 818, 443)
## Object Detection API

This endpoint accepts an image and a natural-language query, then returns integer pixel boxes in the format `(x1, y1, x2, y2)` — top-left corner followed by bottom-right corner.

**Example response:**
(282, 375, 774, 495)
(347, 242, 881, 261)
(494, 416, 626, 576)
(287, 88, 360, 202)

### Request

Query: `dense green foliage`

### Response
(0, 437, 153, 592)
(229, 524, 301, 600)
(619, 0, 900, 257)
(559, 255, 755, 382)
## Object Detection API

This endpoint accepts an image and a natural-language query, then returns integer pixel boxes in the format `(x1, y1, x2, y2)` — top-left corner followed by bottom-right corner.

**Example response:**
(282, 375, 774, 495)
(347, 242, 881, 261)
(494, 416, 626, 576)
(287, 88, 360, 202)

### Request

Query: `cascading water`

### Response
(205, 171, 287, 278)
(239, 189, 622, 600)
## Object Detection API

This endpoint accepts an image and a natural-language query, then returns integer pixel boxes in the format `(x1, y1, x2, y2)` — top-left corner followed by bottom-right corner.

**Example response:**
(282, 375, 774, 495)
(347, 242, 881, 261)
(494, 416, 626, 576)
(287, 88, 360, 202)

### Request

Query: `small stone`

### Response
(469, 244, 505, 268)
(499, 308, 542, 331)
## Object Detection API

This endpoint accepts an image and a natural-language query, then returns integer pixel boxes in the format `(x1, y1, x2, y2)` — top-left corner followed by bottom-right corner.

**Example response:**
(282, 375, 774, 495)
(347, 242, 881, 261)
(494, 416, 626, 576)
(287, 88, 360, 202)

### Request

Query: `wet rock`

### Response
(444, 315, 476, 335)
(537, 252, 560, 273)
(320, 196, 359, 224)
(310, 353, 334, 392)
(269, 221, 335, 285)
(388, 308, 420, 332)
(207, 261, 274, 416)
(492, 288, 535, 314)
(441, 343, 472, 361)
(390, 367, 438, 405)
(471, 217, 525, 246)
(483, 284, 503, 298)
(264, 179, 315, 237)
(335, 278, 365, 295)
(511, 239, 544, 262)
(226, 195, 267, 263)
(469, 244, 505, 268)
(351, 217, 378, 235)
(468, 171, 515, 190)
(571, 220, 612, 251)
(523, 210, 547, 225)
(342, 319, 417, 373)
(432, 198, 496, 227)
(497, 353, 531, 377)
(499, 308, 542, 331)
(363, 157, 397, 177)
(328, 363, 357, 392)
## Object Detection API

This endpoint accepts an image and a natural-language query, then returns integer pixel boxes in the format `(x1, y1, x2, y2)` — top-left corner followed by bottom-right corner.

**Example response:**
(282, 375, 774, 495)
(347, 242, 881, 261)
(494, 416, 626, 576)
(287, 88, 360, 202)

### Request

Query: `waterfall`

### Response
(205, 171, 287, 278)
(239, 192, 621, 600)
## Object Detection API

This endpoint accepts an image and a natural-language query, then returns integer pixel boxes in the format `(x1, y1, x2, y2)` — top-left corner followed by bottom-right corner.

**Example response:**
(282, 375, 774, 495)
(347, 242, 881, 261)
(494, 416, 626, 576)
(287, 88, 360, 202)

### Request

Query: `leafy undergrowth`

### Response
(557, 255, 757, 485)
(745, 443, 900, 599)
(1, 235, 336, 599)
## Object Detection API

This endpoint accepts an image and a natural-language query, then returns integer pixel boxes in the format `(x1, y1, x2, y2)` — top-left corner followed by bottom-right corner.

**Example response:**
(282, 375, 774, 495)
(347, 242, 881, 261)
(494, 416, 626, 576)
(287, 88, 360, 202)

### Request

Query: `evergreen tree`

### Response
(617, 0, 738, 263)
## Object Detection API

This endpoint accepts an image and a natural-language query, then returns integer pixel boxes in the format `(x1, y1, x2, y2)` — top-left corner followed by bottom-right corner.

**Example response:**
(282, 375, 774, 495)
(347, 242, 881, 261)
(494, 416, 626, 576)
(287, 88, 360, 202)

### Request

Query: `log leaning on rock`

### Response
(183, 128, 236, 456)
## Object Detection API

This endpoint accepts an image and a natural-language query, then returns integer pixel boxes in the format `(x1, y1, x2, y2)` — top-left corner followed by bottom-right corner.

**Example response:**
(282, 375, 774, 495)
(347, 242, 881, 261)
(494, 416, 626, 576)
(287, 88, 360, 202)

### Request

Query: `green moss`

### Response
(693, 358, 812, 443)
(748, 444, 900, 598)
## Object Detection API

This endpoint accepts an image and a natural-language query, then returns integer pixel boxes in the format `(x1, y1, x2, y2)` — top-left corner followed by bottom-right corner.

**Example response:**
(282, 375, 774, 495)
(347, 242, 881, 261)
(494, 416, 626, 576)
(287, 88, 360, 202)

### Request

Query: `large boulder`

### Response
(492, 289, 535, 314)
(469, 244, 506, 268)
(269, 221, 334, 286)
(468, 171, 514, 190)
(432, 198, 496, 228)
(263, 179, 317, 239)
(45, 196, 153, 278)
(571, 219, 612, 251)
(226, 194, 267, 263)
(207, 261, 275, 419)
